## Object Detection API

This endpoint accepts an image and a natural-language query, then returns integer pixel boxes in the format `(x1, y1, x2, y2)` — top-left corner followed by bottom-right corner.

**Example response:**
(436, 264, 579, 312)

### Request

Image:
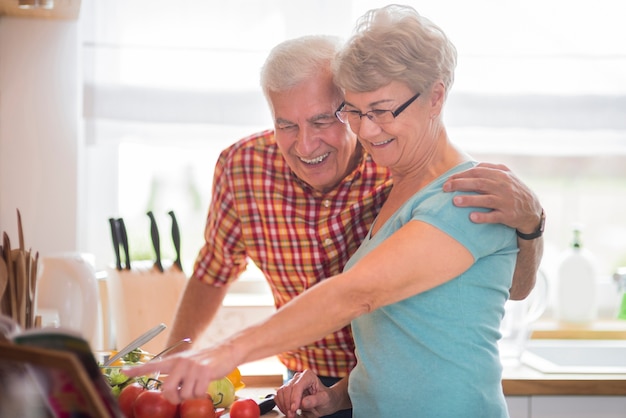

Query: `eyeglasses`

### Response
(335, 92, 421, 126)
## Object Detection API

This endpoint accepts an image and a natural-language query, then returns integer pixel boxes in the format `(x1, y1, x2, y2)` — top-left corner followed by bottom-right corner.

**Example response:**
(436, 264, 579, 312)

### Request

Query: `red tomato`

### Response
(133, 389, 178, 418)
(180, 397, 216, 418)
(118, 383, 144, 418)
(229, 399, 260, 418)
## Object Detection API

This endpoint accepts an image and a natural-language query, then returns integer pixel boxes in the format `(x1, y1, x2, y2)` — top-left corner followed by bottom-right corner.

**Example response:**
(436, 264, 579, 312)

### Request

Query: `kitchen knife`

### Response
(104, 322, 166, 366)
(167, 210, 183, 272)
(108, 218, 123, 271)
(117, 218, 131, 270)
(147, 211, 164, 273)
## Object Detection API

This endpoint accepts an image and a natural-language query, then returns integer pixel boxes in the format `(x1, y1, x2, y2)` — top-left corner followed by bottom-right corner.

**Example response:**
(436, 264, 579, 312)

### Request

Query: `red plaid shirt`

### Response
(193, 129, 392, 377)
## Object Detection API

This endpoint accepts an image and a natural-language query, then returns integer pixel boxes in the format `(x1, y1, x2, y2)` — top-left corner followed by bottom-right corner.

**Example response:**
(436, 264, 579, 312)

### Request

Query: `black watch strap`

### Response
(516, 209, 545, 240)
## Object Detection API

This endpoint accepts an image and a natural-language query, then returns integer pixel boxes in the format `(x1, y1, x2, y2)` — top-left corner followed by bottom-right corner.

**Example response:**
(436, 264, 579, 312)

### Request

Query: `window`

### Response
(82, 0, 626, 307)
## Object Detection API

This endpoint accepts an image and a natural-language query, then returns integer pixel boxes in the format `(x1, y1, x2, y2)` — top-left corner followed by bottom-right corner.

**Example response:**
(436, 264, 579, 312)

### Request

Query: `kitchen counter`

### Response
(236, 370, 626, 417)
(239, 365, 626, 399)
(236, 371, 626, 417)
(502, 360, 626, 396)
(232, 319, 626, 415)
(239, 332, 626, 400)
(502, 319, 626, 395)
(531, 318, 626, 340)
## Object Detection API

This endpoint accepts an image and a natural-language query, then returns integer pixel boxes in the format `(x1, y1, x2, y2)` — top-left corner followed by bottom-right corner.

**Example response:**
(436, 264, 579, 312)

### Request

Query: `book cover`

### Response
(0, 315, 122, 418)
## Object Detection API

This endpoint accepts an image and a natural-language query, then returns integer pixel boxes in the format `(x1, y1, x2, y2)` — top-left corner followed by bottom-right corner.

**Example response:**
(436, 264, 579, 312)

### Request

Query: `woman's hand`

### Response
(275, 370, 345, 418)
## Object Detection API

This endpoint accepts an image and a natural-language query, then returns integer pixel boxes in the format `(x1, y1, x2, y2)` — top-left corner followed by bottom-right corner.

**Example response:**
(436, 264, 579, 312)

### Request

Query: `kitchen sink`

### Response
(521, 339, 626, 374)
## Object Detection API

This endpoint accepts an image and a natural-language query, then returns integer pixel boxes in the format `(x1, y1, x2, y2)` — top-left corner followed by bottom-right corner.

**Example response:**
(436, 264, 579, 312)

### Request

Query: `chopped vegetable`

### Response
(99, 347, 153, 397)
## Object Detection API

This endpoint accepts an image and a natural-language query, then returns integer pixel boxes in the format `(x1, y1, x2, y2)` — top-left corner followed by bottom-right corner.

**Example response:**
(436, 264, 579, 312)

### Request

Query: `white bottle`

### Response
(556, 229, 598, 323)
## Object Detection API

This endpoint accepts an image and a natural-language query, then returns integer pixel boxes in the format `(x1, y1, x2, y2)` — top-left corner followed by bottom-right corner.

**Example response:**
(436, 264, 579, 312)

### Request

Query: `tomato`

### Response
(229, 398, 260, 418)
(180, 397, 216, 418)
(133, 389, 178, 418)
(118, 383, 144, 418)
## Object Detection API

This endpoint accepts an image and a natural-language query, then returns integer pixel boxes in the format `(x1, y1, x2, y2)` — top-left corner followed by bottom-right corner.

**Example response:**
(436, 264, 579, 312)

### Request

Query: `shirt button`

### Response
(324, 238, 333, 246)
(322, 199, 331, 208)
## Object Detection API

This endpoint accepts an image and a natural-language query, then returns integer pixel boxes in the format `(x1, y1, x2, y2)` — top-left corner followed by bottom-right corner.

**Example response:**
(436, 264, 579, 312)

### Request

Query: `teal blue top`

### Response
(345, 161, 517, 418)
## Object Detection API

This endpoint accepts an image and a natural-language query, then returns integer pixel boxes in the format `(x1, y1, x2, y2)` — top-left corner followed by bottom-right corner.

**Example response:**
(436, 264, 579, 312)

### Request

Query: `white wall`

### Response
(0, 16, 81, 256)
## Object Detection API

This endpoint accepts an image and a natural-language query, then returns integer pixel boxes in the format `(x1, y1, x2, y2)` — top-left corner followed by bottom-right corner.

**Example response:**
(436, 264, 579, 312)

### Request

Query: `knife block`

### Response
(106, 262, 187, 355)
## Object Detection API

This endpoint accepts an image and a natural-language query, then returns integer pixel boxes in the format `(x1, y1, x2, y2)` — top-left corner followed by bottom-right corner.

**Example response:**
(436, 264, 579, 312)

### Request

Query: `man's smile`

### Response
(300, 152, 330, 165)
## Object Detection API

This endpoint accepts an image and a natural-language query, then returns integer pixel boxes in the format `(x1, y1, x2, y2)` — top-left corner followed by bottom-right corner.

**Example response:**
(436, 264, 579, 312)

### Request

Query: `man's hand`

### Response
(443, 162, 544, 300)
(443, 162, 542, 232)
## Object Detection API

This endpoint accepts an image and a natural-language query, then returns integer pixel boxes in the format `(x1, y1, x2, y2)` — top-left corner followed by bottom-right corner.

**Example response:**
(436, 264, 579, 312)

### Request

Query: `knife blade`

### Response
(117, 218, 131, 270)
(147, 211, 164, 273)
(108, 218, 123, 271)
(167, 210, 183, 272)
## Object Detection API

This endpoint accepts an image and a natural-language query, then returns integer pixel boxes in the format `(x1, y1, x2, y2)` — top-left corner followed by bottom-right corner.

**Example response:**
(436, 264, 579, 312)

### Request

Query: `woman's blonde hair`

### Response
(334, 4, 457, 98)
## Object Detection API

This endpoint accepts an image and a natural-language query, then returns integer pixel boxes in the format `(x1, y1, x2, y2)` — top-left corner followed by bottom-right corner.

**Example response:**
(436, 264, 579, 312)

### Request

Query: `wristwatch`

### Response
(516, 209, 545, 240)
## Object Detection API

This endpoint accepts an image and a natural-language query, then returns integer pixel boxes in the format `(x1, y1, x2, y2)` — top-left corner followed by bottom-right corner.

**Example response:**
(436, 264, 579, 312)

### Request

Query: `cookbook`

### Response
(0, 314, 121, 418)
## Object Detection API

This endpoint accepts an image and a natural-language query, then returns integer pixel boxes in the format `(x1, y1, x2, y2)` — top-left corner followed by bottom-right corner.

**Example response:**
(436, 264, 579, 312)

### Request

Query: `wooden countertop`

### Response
(531, 319, 626, 340)
(240, 370, 626, 399)
(502, 360, 626, 396)
(502, 319, 626, 395)
(239, 361, 626, 399)
(237, 373, 626, 418)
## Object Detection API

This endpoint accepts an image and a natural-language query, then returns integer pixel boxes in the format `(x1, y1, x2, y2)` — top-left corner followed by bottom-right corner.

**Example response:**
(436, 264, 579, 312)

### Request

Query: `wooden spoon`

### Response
(0, 257, 8, 315)
(24, 249, 31, 327)
(29, 252, 40, 326)
(2, 232, 17, 320)
(17, 209, 25, 251)
(15, 251, 27, 327)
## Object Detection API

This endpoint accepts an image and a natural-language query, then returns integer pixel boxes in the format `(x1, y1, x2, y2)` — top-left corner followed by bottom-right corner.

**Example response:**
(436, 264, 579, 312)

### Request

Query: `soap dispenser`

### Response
(556, 228, 598, 324)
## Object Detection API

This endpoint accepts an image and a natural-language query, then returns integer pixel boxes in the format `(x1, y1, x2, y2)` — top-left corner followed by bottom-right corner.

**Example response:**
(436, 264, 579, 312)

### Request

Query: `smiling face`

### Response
(268, 69, 360, 193)
(343, 81, 444, 175)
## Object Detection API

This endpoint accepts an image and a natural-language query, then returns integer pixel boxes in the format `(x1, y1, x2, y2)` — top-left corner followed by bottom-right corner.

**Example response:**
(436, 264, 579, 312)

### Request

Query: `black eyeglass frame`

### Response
(335, 92, 421, 125)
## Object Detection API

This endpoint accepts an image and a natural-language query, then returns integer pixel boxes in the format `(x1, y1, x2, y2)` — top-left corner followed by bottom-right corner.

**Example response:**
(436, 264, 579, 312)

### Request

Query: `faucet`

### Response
(614, 267, 626, 291)
(613, 268, 626, 320)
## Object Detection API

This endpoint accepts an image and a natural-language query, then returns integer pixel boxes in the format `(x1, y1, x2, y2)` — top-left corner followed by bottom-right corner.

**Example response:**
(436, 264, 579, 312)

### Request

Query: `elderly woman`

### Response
(274, 6, 515, 417)
(127, 6, 520, 417)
